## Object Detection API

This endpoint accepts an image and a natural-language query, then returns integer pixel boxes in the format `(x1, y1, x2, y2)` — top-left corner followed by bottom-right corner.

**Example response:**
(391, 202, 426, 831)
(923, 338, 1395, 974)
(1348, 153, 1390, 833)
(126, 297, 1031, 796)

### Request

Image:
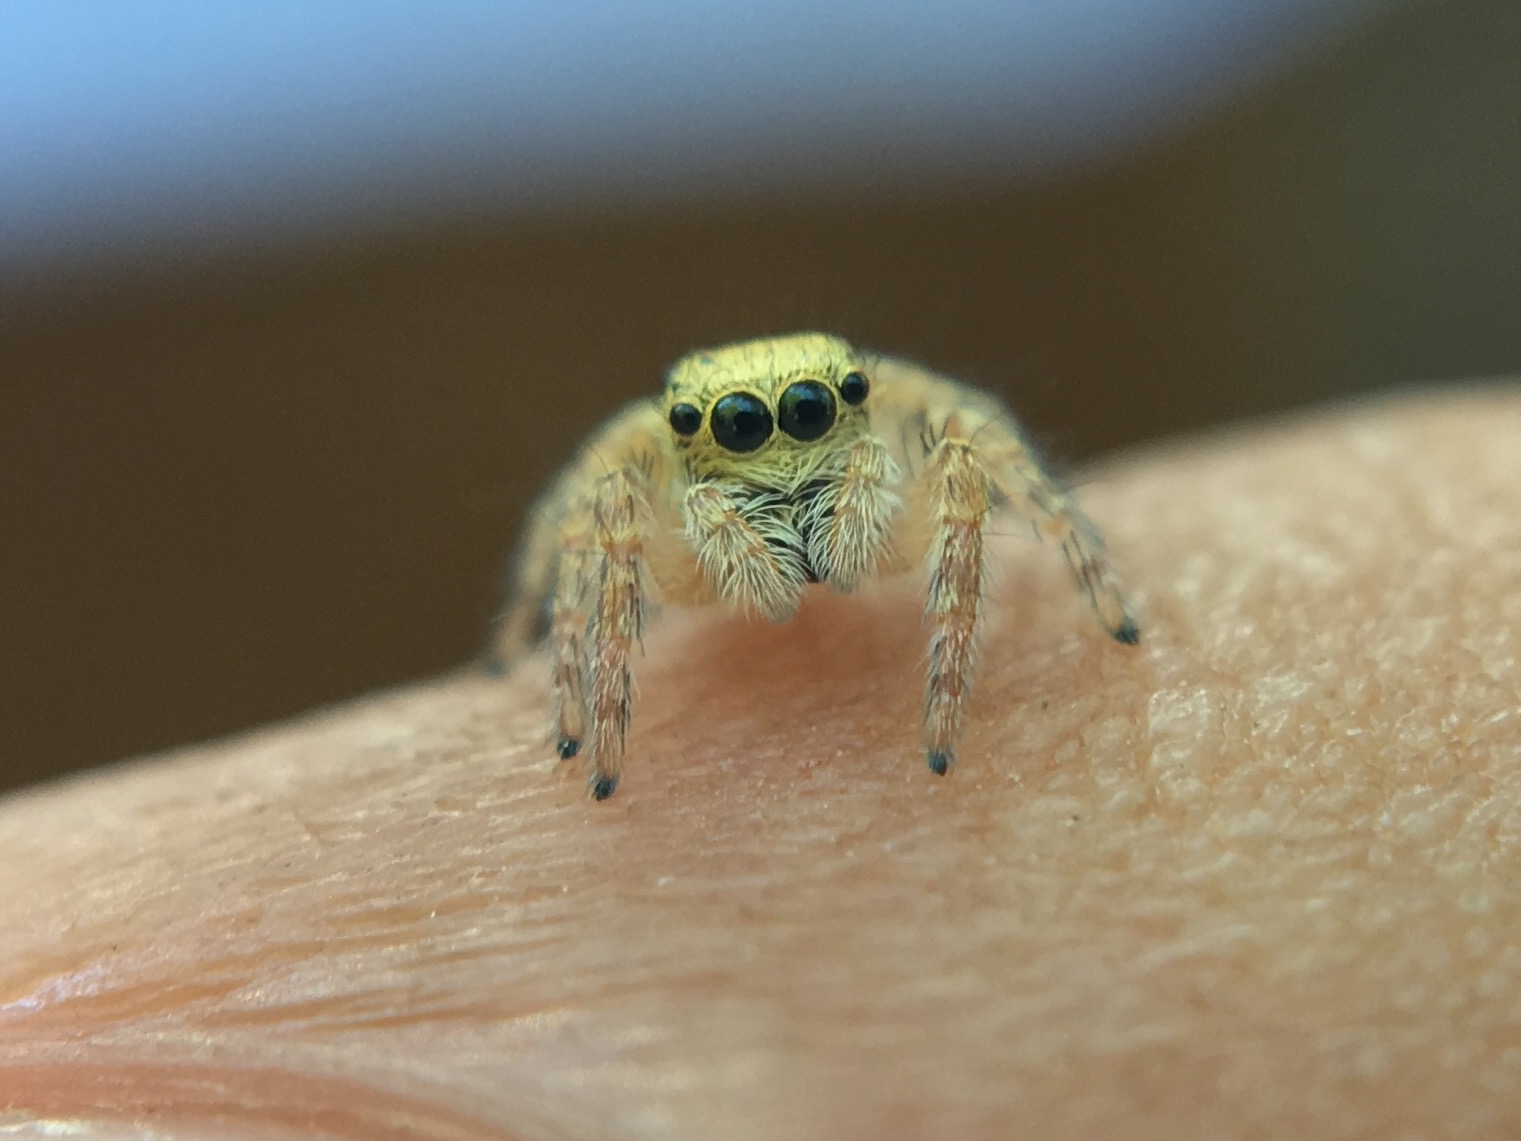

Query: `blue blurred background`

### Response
(4, 0, 1379, 270)
(4, 0, 1518, 790)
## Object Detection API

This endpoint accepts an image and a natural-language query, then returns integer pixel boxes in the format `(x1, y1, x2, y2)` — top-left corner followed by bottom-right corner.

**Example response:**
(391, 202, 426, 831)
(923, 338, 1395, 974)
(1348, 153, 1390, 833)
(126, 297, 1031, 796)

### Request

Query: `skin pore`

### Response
(1, 388, 1518, 1139)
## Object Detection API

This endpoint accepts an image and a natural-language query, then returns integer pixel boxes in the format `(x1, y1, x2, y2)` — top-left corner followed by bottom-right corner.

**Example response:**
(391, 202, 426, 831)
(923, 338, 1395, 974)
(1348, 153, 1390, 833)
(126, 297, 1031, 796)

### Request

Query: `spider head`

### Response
(663, 332, 872, 487)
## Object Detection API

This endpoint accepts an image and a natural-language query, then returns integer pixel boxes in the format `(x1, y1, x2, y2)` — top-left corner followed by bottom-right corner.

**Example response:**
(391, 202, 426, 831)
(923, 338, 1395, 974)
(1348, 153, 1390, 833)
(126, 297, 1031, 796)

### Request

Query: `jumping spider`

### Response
(496, 332, 1139, 799)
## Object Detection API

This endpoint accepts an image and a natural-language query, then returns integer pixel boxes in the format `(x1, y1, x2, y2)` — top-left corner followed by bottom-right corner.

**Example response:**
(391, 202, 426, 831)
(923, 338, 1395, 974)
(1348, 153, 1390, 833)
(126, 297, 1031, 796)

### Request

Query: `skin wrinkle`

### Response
(0, 387, 1518, 1139)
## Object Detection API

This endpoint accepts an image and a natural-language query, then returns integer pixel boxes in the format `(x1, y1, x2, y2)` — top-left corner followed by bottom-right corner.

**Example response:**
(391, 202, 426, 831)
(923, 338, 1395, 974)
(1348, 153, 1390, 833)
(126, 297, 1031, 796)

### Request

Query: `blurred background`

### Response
(4, 0, 1519, 793)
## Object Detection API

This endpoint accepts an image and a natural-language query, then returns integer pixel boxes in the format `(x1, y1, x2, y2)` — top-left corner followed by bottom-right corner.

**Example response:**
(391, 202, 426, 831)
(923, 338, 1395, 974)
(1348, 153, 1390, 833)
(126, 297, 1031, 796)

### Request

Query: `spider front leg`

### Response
(921, 437, 994, 775)
(576, 467, 649, 800)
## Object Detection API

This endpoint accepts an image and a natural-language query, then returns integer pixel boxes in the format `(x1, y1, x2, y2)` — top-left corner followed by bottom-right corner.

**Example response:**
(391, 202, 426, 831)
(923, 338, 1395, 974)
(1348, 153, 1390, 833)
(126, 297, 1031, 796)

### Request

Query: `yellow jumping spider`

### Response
(496, 332, 1139, 800)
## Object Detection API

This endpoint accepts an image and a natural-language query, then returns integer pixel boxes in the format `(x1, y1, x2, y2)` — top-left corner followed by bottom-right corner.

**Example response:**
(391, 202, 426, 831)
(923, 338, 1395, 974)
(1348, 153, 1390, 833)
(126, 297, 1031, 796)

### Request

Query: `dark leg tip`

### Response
(590, 774, 619, 801)
(927, 750, 953, 776)
(556, 737, 581, 760)
(1112, 618, 1141, 646)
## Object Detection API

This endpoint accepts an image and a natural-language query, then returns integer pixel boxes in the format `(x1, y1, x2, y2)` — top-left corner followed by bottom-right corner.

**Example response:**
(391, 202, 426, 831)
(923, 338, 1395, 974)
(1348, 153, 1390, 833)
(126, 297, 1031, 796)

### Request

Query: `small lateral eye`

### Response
(710, 392, 774, 453)
(777, 380, 836, 442)
(668, 402, 702, 437)
(840, 371, 869, 406)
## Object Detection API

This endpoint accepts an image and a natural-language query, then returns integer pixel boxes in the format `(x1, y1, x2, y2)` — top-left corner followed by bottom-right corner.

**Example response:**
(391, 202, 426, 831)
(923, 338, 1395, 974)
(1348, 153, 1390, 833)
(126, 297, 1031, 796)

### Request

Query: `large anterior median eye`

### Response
(777, 380, 836, 442)
(710, 392, 774, 453)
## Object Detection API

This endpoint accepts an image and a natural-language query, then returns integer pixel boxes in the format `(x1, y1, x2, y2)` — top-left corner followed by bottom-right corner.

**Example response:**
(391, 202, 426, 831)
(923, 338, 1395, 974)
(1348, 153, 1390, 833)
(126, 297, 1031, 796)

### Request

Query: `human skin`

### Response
(1, 388, 1518, 1140)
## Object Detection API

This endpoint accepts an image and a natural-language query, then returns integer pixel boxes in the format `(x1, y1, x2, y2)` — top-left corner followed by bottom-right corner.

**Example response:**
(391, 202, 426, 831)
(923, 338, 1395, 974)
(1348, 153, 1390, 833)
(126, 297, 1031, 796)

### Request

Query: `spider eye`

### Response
(839, 371, 869, 406)
(710, 392, 774, 453)
(777, 380, 836, 442)
(668, 402, 701, 437)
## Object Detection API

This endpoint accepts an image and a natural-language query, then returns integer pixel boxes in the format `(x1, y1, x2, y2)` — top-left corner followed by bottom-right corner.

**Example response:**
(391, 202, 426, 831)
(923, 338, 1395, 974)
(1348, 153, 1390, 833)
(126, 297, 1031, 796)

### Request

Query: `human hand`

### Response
(3, 387, 1517, 1138)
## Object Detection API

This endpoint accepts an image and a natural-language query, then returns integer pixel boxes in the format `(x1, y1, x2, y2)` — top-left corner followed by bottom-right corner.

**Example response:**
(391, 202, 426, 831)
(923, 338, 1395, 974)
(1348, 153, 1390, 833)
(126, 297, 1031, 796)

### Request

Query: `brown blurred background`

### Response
(3, 0, 1519, 793)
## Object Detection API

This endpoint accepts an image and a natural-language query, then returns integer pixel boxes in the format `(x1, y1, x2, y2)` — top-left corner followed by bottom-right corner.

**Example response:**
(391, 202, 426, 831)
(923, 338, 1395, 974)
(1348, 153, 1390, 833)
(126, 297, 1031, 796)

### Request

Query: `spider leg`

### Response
(546, 538, 593, 761)
(975, 424, 1139, 644)
(683, 483, 807, 621)
(582, 467, 649, 800)
(490, 492, 565, 672)
(921, 435, 994, 775)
